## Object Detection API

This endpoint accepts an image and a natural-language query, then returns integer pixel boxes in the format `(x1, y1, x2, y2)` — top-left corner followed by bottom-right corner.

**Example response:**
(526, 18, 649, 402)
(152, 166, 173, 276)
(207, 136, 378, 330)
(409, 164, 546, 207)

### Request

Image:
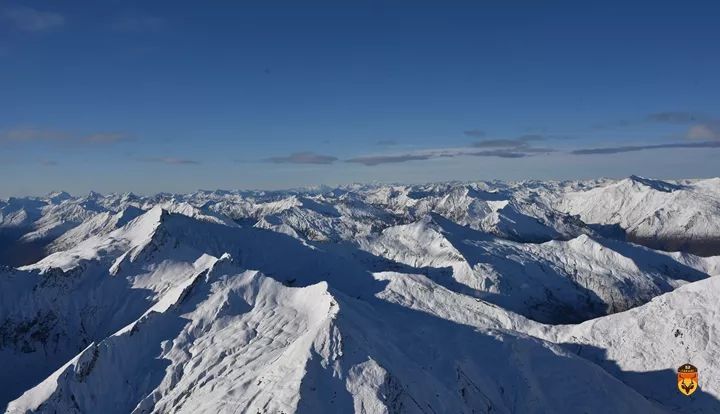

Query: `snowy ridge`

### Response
(5, 254, 669, 413)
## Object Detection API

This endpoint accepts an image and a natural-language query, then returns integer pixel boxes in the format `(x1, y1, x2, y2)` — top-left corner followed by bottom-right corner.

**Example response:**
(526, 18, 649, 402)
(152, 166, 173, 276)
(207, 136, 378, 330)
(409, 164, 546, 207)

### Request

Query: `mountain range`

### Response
(1, 176, 719, 413)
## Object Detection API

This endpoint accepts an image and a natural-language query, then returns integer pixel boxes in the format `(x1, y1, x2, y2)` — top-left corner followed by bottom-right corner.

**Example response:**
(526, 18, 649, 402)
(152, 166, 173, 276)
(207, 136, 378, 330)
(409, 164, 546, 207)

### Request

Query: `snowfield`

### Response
(1, 176, 719, 413)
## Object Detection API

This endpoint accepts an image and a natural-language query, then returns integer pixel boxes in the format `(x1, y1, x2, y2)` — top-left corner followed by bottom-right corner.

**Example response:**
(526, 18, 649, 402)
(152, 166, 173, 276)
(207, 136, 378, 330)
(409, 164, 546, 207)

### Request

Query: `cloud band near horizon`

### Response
(571, 141, 720, 155)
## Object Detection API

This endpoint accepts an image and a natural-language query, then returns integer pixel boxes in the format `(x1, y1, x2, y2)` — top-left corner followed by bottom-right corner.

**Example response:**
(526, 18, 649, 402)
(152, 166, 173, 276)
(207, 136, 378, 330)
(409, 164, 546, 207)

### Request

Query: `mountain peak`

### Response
(626, 175, 683, 192)
(46, 191, 73, 203)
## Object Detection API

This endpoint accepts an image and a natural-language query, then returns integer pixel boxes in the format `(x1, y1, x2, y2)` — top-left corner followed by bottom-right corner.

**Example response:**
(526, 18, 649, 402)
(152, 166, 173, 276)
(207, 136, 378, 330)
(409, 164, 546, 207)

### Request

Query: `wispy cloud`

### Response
(265, 152, 338, 165)
(2, 6, 65, 32)
(1, 128, 67, 142)
(686, 123, 720, 140)
(0, 127, 131, 145)
(346, 145, 553, 166)
(645, 111, 704, 124)
(376, 139, 398, 146)
(472, 139, 526, 148)
(346, 154, 432, 166)
(470, 133, 555, 148)
(571, 141, 720, 155)
(39, 160, 58, 166)
(516, 134, 547, 142)
(469, 149, 530, 158)
(141, 157, 200, 165)
(463, 129, 486, 138)
(466, 134, 560, 157)
(110, 15, 167, 32)
(595, 111, 715, 130)
(82, 132, 131, 144)
(646, 112, 720, 140)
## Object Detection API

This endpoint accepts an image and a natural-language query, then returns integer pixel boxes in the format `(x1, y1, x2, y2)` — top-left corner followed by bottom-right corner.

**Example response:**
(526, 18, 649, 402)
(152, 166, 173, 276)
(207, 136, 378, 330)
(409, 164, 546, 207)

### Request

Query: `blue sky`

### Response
(1, 1, 719, 196)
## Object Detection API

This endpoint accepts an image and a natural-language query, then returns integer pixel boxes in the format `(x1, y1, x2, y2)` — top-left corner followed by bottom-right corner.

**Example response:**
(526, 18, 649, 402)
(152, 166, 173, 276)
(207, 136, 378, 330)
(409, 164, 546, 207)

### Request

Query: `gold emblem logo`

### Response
(677, 364, 699, 396)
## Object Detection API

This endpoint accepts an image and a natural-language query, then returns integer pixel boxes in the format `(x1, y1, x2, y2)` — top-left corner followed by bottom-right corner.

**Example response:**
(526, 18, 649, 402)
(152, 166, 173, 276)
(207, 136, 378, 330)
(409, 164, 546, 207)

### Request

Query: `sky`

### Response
(1, 0, 719, 196)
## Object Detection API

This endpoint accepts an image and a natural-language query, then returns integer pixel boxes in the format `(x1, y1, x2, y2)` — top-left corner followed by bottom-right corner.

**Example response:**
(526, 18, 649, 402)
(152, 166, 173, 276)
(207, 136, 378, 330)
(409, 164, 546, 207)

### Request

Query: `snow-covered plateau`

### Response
(1, 176, 719, 413)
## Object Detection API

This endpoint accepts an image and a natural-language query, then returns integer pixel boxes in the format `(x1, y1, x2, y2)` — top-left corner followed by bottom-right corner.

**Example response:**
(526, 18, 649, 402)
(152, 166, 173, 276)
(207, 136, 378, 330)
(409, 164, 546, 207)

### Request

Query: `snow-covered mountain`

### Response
(2, 176, 720, 413)
(557, 175, 720, 255)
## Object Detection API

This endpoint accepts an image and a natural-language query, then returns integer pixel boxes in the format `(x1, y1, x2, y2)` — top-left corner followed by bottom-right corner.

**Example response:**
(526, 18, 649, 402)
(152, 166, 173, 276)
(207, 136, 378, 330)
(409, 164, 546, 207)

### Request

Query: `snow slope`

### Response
(547, 275, 720, 413)
(558, 176, 720, 255)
